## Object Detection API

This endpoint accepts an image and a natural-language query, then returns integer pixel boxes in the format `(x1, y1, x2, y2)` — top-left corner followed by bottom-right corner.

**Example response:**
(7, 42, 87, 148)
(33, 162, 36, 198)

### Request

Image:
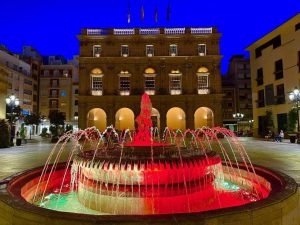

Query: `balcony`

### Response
(91, 89, 103, 96)
(198, 88, 210, 95)
(119, 90, 130, 96)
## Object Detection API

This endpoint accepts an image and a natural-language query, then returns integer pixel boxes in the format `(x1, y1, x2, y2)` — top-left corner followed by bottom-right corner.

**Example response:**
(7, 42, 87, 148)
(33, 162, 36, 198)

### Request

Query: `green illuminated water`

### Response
(37, 181, 241, 215)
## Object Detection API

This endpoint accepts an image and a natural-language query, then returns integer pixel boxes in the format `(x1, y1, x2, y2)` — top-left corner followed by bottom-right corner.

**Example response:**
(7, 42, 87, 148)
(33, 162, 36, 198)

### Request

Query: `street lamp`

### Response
(5, 95, 20, 146)
(289, 88, 300, 143)
(233, 112, 244, 136)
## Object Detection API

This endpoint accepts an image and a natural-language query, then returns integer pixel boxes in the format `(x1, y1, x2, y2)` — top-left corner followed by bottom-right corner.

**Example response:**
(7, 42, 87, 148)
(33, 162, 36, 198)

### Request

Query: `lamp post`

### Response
(233, 112, 244, 136)
(5, 95, 20, 146)
(288, 88, 300, 143)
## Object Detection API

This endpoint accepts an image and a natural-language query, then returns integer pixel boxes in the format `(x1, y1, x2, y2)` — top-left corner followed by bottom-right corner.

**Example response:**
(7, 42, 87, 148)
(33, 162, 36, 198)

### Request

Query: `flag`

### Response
(141, 4, 145, 22)
(154, 5, 158, 23)
(166, 1, 170, 22)
(127, 1, 131, 24)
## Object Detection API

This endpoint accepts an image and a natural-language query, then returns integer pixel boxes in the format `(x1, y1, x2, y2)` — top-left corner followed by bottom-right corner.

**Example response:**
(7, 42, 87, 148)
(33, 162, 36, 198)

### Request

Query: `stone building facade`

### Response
(222, 55, 252, 133)
(247, 13, 300, 137)
(78, 27, 223, 131)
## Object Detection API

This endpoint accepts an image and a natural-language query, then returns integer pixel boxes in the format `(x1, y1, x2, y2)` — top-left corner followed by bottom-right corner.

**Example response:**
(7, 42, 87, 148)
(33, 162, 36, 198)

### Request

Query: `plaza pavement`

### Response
(0, 137, 300, 184)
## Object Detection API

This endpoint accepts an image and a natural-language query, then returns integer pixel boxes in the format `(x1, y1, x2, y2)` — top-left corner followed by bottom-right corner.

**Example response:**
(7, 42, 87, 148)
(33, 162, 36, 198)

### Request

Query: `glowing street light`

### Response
(289, 88, 300, 143)
(5, 95, 20, 146)
(233, 113, 244, 136)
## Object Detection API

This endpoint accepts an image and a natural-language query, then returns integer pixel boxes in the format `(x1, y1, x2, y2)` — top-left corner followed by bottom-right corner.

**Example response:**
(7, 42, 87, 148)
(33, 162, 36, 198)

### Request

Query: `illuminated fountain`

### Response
(0, 93, 299, 224)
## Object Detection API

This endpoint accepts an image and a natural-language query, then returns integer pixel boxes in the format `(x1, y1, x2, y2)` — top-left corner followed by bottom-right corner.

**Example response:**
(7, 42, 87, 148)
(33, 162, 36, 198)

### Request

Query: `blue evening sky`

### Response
(0, 0, 299, 74)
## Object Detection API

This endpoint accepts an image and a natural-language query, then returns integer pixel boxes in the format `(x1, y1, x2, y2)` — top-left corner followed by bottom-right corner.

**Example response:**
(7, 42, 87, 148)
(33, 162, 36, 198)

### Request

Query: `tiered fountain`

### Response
(0, 94, 299, 225)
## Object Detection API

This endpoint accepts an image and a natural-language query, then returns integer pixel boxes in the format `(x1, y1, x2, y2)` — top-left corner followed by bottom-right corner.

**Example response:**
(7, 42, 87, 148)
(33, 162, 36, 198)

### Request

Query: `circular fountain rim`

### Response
(0, 162, 297, 223)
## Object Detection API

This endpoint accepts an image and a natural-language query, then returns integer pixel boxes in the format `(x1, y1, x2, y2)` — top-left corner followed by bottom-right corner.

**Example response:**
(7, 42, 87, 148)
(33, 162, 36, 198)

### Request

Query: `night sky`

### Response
(0, 0, 299, 73)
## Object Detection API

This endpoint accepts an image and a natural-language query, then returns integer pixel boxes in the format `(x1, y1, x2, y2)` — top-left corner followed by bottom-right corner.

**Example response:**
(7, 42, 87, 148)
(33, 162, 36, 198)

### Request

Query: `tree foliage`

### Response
(48, 111, 66, 127)
(0, 119, 10, 148)
(288, 108, 297, 132)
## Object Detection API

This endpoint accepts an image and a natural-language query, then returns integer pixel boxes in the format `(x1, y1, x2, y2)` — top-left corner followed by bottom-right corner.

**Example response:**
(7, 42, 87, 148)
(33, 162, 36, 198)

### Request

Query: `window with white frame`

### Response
(146, 45, 154, 57)
(119, 76, 130, 95)
(169, 44, 178, 56)
(93, 45, 102, 57)
(91, 76, 103, 96)
(197, 74, 209, 94)
(169, 70, 182, 95)
(198, 44, 206, 56)
(121, 45, 129, 57)
(144, 76, 155, 95)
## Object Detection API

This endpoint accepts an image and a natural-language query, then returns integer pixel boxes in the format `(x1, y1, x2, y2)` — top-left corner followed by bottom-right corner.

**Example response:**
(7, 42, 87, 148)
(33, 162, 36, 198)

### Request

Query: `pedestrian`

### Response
(279, 130, 284, 142)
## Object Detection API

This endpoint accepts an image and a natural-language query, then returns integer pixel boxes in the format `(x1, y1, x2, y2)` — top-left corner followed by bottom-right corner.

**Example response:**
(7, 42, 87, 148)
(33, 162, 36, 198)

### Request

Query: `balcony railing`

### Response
(91, 89, 103, 96)
(191, 27, 213, 34)
(198, 88, 210, 95)
(113, 29, 135, 35)
(83, 27, 215, 36)
(164, 28, 185, 35)
(139, 28, 160, 35)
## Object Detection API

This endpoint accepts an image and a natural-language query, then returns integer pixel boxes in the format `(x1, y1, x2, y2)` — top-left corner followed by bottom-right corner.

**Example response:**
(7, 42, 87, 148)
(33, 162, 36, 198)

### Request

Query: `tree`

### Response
(6, 105, 22, 124)
(48, 111, 66, 142)
(0, 119, 10, 148)
(288, 108, 297, 132)
(24, 113, 41, 139)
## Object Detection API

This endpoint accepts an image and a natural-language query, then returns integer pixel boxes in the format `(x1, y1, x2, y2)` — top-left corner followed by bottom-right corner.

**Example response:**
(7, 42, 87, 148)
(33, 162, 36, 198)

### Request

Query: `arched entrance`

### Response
(166, 107, 186, 130)
(151, 108, 160, 129)
(87, 108, 107, 131)
(194, 107, 214, 128)
(115, 108, 135, 130)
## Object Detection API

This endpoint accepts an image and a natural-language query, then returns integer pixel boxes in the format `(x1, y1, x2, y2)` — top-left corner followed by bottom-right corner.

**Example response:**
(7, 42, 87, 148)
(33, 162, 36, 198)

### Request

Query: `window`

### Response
(74, 89, 79, 94)
(144, 77, 155, 95)
(274, 59, 283, 80)
(121, 45, 129, 57)
(265, 84, 274, 105)
(257, 89, 265, 107)
(146, 45, 154, 57)
(43, 70, 49, 76)
(198, 44, 206, 56)
(91, 76, 103, 96)
(276, 84, 285, 104)
(119, 76, 130, 95)
(50, 79, 59, 87)
(295, 23, 300, 31)
(34, 84, 38, 91)
(63, 70, 69, 77)
(256, 68, 263, 86)
(50, 89, 58, 98)
(169, 44, 178, 56)
(24, 79, 32, 85)
(93, 45, 101, 57)
(169, 70, 182, 95)
(197, 75, 209, 94)
(49, 100, 58, 108)
(90, 68, 104, 96)
(238, 73, 244, 79)
(53, 70, 60, 77)
(75, 100, 78, 106)
(24, 90, 32, 95)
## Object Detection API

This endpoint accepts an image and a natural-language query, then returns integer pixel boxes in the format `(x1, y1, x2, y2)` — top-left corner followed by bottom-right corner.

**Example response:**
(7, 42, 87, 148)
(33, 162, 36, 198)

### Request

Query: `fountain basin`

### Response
(0, 163, 299, 225)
